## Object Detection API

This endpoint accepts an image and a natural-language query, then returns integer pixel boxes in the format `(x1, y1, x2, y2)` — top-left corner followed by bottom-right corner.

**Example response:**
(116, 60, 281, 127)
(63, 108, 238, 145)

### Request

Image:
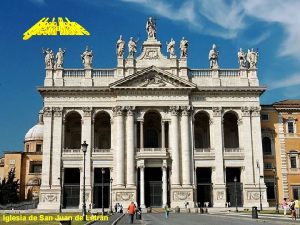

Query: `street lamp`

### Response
(81, 141, 88, 221)
(101, 168, 105, 215)
(256, 160, 263, 211)
(234, 176, 238, 212)
(272, 167, 279, 214)
(110, 178, 113, 214)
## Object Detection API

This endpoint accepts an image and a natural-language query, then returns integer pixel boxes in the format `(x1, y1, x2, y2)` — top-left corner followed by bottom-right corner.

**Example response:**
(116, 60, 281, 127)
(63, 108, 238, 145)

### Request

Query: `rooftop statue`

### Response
(81, 46, 93, 68)
(128, 37, 138, 57)
(55, 48, 66, 69)
(247, 48, 259, 69)
(42, 48, 54, 68)
(167, 38, 176, 58)
(209, 44, 219, 69)
(146, 17, 156, 39)
(180, 37, 188, 58)
(116, 35, 125, 57)
(237, 48, 246, 69)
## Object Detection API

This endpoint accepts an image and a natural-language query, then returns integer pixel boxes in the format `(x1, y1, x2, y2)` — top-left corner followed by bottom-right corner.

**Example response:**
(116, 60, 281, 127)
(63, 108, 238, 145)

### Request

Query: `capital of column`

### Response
(241, 106, 251, 117)
(169, 106, 180, 116)
(181, 105, 192, 116)
(125, 106, 135, 116)
(43, 107, 52, 117)
(212, 107, 222, 117)
(82, 107, 92, 117)
(53, 107, 62, 117)
(112, 106, 124, 116)
(251, 106, 261, 117)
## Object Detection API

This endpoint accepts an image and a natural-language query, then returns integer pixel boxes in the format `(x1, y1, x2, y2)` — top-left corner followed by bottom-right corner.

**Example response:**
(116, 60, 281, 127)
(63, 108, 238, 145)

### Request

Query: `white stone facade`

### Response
(37, 21, 268, 210)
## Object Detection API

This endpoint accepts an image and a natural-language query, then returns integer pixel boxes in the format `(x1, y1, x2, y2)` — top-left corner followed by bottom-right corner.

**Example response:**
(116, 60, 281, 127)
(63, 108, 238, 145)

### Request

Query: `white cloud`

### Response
(269, 74, 300, 90)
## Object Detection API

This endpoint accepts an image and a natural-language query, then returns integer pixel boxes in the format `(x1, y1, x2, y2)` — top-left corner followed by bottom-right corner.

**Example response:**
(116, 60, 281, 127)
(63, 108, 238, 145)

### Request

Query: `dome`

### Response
(25, 123, 44, 141)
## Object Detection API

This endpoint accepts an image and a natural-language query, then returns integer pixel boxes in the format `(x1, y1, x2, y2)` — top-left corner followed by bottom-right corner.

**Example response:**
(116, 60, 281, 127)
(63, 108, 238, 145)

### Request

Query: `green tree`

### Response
(0, 168, 20, 204)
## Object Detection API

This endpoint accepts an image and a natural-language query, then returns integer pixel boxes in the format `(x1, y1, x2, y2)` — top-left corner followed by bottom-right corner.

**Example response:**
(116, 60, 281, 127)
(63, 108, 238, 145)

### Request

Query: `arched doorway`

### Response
(64, 112, 82, 149)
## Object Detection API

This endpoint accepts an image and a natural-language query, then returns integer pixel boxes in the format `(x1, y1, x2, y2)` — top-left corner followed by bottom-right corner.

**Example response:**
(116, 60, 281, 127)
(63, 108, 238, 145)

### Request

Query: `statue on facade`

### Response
(81, 46, 93, 68)
(237, 48, 246, 68)
(208, 44, 219, 69)
(128, 37, 137, 57)
(55, 48, 66, 69)
(42, 48, 54, 68)
(146, 17, 156, 39)
(247, 48, 259, 69)
(167, 38, 176, 58)
(180, 37, 188, 58)
(116, 35, 125, 57)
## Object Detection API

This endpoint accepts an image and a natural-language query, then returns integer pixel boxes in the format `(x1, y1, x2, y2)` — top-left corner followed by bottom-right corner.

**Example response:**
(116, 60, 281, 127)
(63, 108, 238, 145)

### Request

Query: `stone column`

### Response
(161, 121, 165, 149)
(51, 107, 63, 188)
(114, 107, 125, 187)
(181, 106, 191, 186)
(140, 165, 145, 208)
(162, 160, 168, 207)
(126, 106, 135, 187)
(81, 107, 92, 206)
(169, 106, 180, 186)
(40, 107, 52, 189)
(140, 121, 144, 148)
(212, 107, 226, 207)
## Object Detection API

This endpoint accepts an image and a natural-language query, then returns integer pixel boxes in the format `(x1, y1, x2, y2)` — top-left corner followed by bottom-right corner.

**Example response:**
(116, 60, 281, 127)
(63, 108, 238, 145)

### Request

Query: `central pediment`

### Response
(110, 66, 196, 89)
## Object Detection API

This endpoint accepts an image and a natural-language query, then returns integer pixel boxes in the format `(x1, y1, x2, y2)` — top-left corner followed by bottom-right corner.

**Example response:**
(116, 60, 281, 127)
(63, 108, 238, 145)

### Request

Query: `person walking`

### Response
(283, 198, 288, 216)
(127, 202, 136, 224)
(295, 199, 299, 218)
(290, 199, 296, 220)
(164, 204, 170, 219)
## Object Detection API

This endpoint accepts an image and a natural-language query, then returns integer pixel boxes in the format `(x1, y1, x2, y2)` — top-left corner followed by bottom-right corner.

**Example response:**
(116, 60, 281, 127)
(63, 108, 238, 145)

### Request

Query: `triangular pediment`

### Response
(110, 66, 196, 89)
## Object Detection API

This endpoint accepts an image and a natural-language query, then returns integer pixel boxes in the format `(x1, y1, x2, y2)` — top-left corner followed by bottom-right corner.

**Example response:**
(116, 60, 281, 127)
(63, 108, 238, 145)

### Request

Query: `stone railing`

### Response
(62, 148, 81, 153)
(136, 148, 168, 158)
(224, 148, 244, 159)
(194, 148, 215, 159)
(137, 148, 167, 152)
(63, 69, 85, 76)
(224, 148, 242, 152)
(93, 148, 111, 153)
(219, 69, 240, 76)
(194, 148, 212, 152)
(188, 69, 212, 76)
(92, 69, 115, 76)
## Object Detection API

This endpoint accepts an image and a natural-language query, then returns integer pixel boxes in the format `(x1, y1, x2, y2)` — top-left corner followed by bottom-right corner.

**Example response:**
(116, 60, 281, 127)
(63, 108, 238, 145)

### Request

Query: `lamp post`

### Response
(256, 160, 263, 211)
(81, 141, 88, 221)
(272, 167, 279, 214)
(101, 168, 105, 215)
(110, 178, 113, 214)
(234, 176, 238, 212)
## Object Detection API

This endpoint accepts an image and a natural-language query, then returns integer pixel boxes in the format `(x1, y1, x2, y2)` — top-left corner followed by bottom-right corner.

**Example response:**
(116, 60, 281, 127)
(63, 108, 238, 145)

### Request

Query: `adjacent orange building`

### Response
(261, 100, 300, 206)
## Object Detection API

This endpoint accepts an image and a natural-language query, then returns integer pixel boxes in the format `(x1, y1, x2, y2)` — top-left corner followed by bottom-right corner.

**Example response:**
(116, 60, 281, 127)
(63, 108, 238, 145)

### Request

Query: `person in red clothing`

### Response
(127, 202, 136, 224)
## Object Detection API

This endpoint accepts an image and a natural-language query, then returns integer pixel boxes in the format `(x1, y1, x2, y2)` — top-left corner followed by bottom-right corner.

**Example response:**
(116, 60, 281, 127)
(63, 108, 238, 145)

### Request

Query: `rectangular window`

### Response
(288, 121, 294, 133)
(266, 182, 275, 199)
(264, 163, 273, 169)
(29, 162, 42, 173)
(290, 156, 297, 168)
(292, 186, 300, 201)
(36, 144, 42, 152)
(261, 114, 269, 121)
(26, 145, 29, 152)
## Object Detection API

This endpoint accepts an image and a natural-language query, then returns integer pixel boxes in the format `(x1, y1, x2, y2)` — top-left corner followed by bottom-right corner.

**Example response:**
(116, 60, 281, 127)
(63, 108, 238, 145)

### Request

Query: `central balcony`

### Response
(136, 148, 168, 159)
(194, 148, 215, 160)
(224, 148, 244, 159)
(62, 148, 82, 160)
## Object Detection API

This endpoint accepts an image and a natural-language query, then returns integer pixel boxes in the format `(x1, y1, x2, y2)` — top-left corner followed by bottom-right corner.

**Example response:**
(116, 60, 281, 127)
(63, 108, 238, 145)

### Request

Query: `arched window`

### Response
(262, 137, 272, 155)
(223, 112, 239, 148)
(144, 111, 161, 148)
(94, 112, 111, 149)
(64, 112, 82, 149)
(194, 112, 210, 149)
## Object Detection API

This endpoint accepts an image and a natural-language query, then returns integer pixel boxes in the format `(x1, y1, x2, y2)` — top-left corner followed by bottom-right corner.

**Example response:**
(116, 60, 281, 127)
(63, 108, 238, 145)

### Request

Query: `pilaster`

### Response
(126, 106, 136, 188)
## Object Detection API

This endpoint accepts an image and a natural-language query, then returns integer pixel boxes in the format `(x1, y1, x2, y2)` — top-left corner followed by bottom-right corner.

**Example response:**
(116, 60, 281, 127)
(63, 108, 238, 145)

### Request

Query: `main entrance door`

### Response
(144, 167, 162, 207)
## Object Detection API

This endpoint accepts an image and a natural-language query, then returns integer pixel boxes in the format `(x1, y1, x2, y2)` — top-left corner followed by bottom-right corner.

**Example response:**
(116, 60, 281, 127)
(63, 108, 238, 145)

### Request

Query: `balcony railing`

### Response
(93, 148, 111, 153)
(194, 148, 212, 153)
(219, 69, 240, 76)
(194, 148, 215, 159)
(63, 69, 85, 76)
(188, 69, 212, 76)
(224, 148, 242, 153)
(137, 148, 167, 152)
(92, 69, 115, 76)
(62, 148, 81, 153)
(224, 148, 244, 159)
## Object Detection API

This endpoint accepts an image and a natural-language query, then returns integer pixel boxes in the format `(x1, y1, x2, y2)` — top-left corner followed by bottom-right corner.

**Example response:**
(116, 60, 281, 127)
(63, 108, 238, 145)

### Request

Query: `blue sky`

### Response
(0, 0, 299, 154)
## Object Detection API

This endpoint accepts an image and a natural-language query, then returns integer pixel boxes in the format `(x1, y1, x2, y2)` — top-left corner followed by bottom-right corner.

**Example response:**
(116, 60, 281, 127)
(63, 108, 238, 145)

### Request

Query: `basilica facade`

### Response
(37, 19, 268, 210)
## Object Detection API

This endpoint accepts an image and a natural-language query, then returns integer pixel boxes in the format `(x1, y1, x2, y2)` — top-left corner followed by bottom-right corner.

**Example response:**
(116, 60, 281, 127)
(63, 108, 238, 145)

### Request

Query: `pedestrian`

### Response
(283, 198, 288, 216)
(127, 201, 136, 224)
(164, 204, 170, 219)
(290, 199, 296, 220)
(295, 199, 299, 218)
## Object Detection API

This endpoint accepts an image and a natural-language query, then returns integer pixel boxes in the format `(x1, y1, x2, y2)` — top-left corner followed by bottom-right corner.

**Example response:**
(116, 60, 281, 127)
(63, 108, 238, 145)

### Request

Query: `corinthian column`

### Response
(126, 106, 135, 187)
(162, 160, 168, 206)
(140, 165, 145, 208)
(169, 106, 180, 186)
(181, 106, 191, 186)
(114, 106, 125, 187)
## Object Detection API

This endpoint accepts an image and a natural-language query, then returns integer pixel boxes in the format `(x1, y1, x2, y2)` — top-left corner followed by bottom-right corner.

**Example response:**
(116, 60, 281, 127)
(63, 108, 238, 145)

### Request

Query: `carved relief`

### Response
(216, 191, 224, 200)
(125, 106, 135, 116)
(241, 106, 250, 117)
(116, 192, 135, 201)
(169, 106, 179, 116)
(42, 194, 58, 202)
(139, 74, 166, 87)
(144, 49, 159, 59)
(212, 107, 222, 116)
(53, 107, 62, 117)
(173, 191, 192, 201)
(247, 191, 262, 200)
(181, 106, 191, 116)
(251, 106, 261, 117)
(112, 106, 123, 116)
